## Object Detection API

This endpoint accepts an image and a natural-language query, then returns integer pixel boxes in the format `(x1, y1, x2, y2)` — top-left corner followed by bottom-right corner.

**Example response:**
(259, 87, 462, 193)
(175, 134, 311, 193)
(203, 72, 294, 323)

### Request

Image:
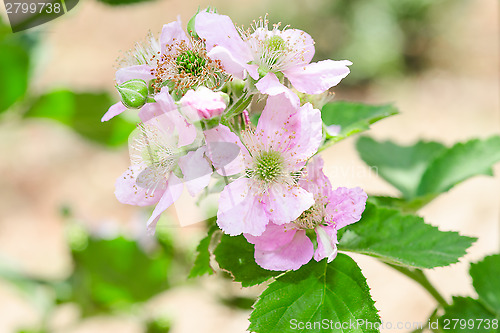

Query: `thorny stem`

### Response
(386, 263, 449, 308)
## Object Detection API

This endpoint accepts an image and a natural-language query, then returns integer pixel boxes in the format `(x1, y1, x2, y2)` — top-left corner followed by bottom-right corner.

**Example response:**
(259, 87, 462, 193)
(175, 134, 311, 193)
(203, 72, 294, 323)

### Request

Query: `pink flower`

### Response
(207, 92, 323, 237)
(102, 18, 229, 122)
(180, 86, 228, 122)
(195, 13, 352, 95)
(245, 157, 367, 271)
(115, 91, 212, 234)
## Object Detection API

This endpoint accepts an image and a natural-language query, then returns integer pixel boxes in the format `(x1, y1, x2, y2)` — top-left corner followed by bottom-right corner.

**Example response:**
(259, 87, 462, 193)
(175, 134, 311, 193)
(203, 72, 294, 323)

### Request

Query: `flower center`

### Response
(129, 123, 178, 194)
(252, 150, 284, 183)
(152, 37, 230, 93)
(266, 35, 285, 52)
(295, 204, 323, 229)
(176, 50, 207, 76)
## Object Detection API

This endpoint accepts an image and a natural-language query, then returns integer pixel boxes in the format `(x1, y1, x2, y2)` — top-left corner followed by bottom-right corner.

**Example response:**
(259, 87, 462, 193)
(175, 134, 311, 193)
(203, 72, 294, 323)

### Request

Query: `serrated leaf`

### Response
(356, 137, 446, 199)
(338, 203, 476, 268)
(249, 254, 380, 333)
(188, 225, 218, 278)
(321, 102, 398, 144)
(417, 136, 500, 196)
(470, 254, 500, 315)
(24, 90, 136, 147)
(214, 234, 279, 287)
(438, 297, 497, 333)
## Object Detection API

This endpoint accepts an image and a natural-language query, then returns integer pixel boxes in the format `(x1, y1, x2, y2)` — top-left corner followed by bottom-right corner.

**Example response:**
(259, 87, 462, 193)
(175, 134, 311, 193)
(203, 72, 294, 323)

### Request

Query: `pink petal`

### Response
(292, 102, 323, 162)
(299, 156, 332, 199)
(160, 19, 189, 54)
(204, 125, 246, 176)
(254, 229, 314, 271)
(280, 28, 315, 66)
(115, 165, 165, 206)
(146, 174, 184, 234)
(115, 65, 153, 85)
(142, 109, 197, 148)
(179, 86, 227, 121)
(244, 222, 296, 252)
(138, 103, 163, 123)
(206, 46, 249, 80)
(155, 87, 177, 111)
(284, 60, 352, 94)
(139, 87, 177, 122)
(217, 178, 268, 236)
(314, 225, 338, 262)
(255, 73, 300, 105)
(255, 93, 300, 152)
(326, 187, 368, 230)
(101, 102, 127, 122)
(178, 147, 212, 196)
(195, 12, 254, 77)
(171, 112, 197, 148)
(265, 184, 314, 225)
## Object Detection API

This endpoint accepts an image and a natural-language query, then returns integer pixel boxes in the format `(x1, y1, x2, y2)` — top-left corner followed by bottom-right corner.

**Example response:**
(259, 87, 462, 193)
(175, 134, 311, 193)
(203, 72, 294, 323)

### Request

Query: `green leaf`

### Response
(68, 236, 171, 316)
(0, 42, 29, 113)
(214, 234, 279, 287)
(470, 254, 500, 315)
(188, 225, 218, 279)
(338, 203, 476, 268)
(356, 137, 446, 199)
(219, 296, 256, 310)
(24, 90, 135, 147)
(321, 102, 398, 144)
(417, 136, 500, 197)
(438, 297, 497, 333)
(249, 254, 380, 333)
(367, 195, 435, 214)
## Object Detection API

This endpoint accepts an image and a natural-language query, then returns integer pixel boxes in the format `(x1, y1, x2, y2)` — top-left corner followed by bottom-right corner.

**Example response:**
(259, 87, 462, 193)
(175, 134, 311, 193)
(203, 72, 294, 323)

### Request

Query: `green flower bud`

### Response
(116, 79, 149, 109)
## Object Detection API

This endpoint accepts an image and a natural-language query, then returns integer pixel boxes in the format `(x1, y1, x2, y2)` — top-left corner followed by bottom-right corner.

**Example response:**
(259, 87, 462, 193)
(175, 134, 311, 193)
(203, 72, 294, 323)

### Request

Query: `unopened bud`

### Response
(180, 86, 228, 123)
(116, 79, 149, 109)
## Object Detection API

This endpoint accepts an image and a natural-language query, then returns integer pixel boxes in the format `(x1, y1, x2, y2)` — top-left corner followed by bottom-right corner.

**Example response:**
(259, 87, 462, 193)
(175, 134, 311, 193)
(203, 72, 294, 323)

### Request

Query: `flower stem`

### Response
(224, 92, 253, 120)
(386, 263, 449, 308)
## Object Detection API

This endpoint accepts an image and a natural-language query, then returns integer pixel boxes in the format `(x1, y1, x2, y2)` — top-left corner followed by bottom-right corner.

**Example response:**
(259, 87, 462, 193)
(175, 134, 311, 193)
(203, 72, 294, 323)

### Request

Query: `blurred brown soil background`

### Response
(0, 0, 498, 332)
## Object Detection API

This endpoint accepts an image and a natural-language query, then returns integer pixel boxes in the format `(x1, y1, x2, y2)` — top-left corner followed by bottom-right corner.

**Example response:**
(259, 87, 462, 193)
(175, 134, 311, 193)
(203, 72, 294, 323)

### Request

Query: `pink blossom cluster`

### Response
(104, 11, 367, 271)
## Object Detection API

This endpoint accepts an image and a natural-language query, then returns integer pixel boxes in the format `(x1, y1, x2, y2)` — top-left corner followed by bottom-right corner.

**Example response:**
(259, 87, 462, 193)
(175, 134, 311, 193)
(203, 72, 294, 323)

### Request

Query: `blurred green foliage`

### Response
(66, 235, 171, 316)
(0, 15, 135, 148)
(145, 316, 172, 333)
(356, 135, 500, 205)
(24, 90, 136, 147)
(0, 18, 30, 113)
(2, 222, 177, 331)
